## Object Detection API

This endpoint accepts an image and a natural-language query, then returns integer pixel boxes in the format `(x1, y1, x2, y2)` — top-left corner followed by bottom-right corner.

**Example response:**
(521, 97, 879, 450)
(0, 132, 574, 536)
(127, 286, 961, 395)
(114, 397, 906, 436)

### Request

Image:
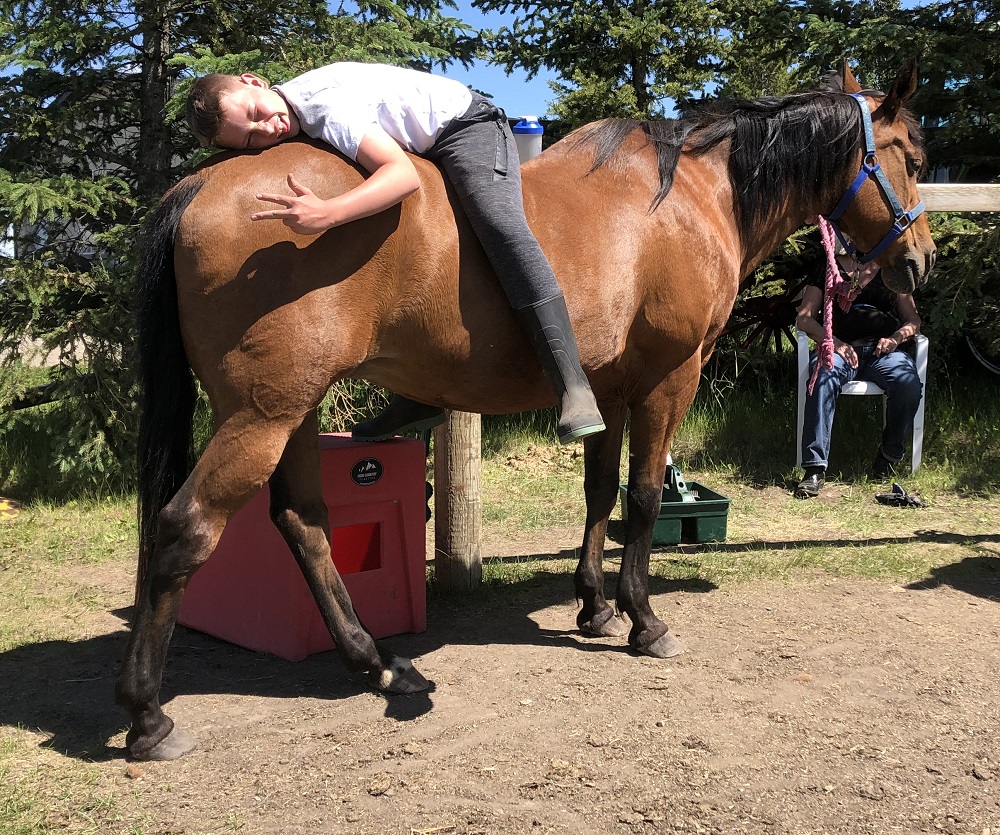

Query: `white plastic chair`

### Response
(796, 330, 929, 474)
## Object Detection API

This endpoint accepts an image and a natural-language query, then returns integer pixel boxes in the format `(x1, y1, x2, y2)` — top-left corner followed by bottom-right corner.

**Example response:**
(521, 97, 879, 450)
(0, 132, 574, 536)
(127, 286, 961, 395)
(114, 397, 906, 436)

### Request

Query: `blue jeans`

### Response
(801, 343, 923, 470)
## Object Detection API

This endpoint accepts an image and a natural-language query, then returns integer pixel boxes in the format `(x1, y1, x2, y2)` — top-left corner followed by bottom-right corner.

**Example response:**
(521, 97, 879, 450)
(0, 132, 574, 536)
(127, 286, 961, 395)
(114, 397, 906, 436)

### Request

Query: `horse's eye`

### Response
(907, 157, 923, 176)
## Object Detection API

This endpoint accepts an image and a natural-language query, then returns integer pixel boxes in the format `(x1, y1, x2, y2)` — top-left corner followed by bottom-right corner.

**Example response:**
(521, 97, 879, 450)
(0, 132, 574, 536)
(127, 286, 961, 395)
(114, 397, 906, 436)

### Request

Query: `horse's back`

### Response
(176, 141, 442, 294)
(170, 140, 531, 413)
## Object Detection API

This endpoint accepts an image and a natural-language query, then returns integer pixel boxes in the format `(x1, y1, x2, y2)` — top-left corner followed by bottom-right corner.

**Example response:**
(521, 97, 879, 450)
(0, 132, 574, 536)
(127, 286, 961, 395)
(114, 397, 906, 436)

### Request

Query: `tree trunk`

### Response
(629, 0, 650, 115)
(136, 1, 174, 201)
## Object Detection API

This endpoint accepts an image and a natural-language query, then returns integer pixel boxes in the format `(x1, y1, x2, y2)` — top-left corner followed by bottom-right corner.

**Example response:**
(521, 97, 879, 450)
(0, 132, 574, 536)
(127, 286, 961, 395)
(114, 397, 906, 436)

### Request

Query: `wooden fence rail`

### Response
(917, 183, 1000, 212)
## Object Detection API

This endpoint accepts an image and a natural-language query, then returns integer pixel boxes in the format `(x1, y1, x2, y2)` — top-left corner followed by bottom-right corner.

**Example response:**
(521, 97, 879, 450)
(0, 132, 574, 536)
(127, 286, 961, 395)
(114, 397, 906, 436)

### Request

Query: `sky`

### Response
(435, 1, 558, 120)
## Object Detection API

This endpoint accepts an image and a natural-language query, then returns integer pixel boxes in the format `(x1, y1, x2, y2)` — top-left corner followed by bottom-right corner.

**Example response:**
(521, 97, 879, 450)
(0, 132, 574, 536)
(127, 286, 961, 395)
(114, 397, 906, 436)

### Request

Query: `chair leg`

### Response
(912, 391, 925, 474)
(796, 331, 809, 469)
(912, 334, 929, 474)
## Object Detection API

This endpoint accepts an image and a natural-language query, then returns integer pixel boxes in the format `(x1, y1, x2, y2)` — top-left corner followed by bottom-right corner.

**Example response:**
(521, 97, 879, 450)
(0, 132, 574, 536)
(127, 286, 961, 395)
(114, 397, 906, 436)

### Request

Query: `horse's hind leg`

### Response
(268, 414, 428, 693)
(576, 401, 629, 638)
(116, 413, 304, 760)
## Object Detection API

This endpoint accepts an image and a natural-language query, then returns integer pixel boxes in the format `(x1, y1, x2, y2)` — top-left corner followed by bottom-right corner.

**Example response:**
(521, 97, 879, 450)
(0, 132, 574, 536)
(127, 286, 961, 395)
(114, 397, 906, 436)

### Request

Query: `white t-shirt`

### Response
(274, 63, 474, 161)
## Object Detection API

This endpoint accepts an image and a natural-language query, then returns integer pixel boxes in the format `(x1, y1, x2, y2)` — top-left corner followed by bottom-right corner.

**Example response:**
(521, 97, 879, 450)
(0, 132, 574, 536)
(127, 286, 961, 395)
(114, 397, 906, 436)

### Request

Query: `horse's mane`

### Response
(571, 87, 924, 247)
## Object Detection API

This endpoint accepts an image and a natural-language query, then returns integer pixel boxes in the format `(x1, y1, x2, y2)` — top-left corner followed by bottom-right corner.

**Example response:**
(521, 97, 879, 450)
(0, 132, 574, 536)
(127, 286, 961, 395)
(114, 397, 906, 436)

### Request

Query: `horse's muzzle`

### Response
(882, 246, 936, 294)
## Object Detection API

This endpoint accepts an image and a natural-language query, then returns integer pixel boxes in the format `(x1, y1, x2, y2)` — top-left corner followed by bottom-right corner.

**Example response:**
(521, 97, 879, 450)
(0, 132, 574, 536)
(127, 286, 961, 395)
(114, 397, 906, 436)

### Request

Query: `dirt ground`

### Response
(3, 487, 1000, 835)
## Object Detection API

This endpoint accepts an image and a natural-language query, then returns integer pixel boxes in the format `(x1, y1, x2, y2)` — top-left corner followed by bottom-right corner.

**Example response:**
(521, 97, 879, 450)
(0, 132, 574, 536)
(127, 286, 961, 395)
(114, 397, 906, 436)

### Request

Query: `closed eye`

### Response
(244, 107, 259, 150)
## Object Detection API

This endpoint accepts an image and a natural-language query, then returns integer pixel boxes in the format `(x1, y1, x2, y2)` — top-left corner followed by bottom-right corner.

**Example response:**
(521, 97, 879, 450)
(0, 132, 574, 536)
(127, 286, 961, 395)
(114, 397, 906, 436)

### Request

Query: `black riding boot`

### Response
(351, 395, 445, 442)
(516, 295, 605, 444)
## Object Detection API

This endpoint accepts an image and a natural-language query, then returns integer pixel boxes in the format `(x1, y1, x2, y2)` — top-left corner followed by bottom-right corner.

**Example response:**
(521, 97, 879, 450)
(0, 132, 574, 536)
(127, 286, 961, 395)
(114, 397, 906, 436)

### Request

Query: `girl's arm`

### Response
(252, 126, 421, 234)
(795, 285, 824, 342)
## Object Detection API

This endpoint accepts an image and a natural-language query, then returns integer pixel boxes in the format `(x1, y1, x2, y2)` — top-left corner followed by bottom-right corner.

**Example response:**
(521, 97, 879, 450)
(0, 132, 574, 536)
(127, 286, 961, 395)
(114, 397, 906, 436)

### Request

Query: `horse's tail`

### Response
(134, 175, 204, 598)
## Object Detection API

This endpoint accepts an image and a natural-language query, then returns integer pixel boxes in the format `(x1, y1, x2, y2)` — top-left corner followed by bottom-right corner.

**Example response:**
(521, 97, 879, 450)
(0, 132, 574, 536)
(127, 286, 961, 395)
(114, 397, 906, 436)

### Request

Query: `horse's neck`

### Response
(738, 214, 810, 281)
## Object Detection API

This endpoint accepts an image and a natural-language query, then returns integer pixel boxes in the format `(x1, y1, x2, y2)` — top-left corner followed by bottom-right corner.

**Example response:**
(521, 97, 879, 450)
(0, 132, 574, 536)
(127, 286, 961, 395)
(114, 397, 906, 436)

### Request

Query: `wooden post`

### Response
(433, 411, 482, 590)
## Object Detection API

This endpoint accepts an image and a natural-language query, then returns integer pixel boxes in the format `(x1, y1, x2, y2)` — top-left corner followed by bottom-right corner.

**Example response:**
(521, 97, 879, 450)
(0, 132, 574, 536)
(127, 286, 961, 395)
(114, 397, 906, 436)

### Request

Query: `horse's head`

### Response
(827, 61, 936, 294)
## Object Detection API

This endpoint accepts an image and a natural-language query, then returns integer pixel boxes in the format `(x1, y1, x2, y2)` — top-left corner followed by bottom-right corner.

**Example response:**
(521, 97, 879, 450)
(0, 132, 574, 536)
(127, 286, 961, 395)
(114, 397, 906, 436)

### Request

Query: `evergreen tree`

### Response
(0, 0, 478, 495)
(719, 0, 1000, 178)
(475, 0, 726, 123)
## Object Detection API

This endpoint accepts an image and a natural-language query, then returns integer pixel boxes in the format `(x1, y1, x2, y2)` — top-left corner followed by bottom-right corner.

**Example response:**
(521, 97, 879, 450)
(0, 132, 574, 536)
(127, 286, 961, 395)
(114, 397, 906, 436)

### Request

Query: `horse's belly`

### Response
(354, 301, 560, 415)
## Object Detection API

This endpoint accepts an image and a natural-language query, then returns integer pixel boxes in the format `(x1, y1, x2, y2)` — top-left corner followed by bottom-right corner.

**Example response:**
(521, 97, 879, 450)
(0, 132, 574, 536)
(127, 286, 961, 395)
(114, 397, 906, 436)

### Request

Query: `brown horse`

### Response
(116, 62, 935, 760)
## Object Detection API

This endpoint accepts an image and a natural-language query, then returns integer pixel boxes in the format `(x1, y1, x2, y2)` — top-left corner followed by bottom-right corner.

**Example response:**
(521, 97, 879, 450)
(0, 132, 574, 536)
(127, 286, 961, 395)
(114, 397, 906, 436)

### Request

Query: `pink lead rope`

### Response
(807, 216, 863, 396)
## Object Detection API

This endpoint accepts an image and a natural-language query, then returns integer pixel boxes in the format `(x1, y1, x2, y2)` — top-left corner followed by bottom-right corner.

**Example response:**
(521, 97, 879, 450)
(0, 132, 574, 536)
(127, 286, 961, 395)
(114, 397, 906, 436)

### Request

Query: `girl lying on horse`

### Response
(185, 61, 606, 445)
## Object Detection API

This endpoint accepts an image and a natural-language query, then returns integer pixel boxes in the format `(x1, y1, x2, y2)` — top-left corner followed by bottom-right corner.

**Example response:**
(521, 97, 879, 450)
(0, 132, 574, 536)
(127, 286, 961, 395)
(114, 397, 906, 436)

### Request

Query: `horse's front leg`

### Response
(576, 401, 629, 638)
(619, 366, 701, 658)
(268, 415, 428, 694)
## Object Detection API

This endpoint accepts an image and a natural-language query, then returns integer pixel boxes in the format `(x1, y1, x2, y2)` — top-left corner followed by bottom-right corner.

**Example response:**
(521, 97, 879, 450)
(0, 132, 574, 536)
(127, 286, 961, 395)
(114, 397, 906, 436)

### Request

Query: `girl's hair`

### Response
(185, 74, 245, 148)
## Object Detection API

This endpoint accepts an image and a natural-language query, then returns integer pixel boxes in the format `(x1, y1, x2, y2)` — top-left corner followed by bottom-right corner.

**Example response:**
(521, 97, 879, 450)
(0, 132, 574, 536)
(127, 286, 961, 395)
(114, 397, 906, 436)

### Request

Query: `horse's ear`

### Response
(841, 61, 863, 95)
(880, 59, 919, 121)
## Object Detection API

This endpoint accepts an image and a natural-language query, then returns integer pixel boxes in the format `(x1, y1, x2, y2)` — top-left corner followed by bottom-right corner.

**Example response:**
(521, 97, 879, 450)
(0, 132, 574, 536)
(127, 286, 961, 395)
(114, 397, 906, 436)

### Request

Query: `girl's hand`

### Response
(252, 174, 334, 235)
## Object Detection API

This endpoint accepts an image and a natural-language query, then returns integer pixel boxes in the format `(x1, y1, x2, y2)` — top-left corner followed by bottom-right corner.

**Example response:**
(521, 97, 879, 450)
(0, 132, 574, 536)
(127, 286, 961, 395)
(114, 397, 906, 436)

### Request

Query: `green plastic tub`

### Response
(619, 468, 731, 545)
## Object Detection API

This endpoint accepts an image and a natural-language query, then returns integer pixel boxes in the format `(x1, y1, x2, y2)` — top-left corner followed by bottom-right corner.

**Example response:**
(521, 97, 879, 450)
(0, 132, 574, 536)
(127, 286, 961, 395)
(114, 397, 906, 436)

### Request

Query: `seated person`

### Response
(794, 249, 923, 499)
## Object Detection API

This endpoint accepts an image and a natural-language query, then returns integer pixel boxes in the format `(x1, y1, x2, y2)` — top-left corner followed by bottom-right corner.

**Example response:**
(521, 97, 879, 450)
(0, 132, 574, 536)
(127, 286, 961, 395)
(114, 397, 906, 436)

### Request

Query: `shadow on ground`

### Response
(905, 554, 1000, 601)
(0, 560, 710, 763)
(606, 519, 1000, 557)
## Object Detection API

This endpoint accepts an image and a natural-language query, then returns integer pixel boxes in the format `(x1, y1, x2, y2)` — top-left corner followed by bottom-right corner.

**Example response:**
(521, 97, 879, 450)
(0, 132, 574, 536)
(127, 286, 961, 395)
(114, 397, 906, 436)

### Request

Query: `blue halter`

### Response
(823, 93, 926, 264)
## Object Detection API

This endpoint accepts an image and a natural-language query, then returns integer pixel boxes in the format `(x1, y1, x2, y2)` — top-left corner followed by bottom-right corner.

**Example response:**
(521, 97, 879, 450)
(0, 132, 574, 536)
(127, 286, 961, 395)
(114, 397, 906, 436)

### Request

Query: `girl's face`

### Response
(216, 75, 300, 150)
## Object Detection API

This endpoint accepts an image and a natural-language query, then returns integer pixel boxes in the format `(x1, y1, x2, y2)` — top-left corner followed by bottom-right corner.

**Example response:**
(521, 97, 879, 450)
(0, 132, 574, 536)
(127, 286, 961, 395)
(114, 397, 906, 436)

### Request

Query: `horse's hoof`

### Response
(132, 726, 198, 761)
(636, 631, 686, 659)
(580, 611, 629, 638)
(373, 657, 430, 694)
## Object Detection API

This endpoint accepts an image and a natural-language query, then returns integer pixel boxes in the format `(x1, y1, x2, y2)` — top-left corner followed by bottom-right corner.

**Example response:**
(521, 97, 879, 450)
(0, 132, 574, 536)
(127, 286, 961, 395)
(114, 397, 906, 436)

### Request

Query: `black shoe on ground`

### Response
(871, 451, 896, 481)
(794, 466, 826, 499)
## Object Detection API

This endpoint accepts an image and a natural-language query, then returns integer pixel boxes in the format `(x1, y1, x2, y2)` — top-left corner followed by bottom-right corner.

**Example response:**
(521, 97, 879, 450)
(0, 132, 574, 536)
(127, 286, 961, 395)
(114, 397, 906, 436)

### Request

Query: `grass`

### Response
(481, 444, 586, 530)
(0, 499, 136, 654)
(646, 534, 947, 586)
(0, 730, 140, 835)
(0, 500, 145, 835)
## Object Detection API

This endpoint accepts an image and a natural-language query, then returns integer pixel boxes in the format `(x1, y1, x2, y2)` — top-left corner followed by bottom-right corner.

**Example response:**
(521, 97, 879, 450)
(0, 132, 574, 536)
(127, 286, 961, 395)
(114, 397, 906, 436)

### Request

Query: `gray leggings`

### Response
(424, 94, 561, 310)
